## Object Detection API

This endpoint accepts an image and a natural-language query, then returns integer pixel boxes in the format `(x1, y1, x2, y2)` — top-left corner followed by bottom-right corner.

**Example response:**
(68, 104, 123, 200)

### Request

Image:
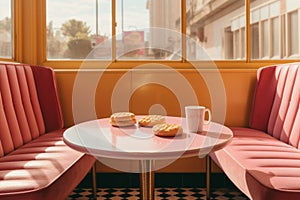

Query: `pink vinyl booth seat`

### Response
(209, 63, 300, 200)
(0, 63, 95, 200)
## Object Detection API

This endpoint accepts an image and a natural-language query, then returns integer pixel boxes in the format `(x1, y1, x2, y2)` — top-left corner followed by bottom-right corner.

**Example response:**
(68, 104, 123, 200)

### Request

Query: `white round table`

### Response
(63, 116, 232, 200)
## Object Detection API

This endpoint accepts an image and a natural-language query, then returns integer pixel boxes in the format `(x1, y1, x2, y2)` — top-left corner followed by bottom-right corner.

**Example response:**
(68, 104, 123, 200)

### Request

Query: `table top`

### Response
(63, 116, 232, 160)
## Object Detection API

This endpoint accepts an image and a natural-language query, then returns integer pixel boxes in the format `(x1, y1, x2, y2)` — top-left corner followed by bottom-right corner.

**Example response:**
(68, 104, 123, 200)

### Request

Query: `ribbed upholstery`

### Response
(249, 63, 300, 149)
(267, 64, 300, 148)
(0, 64, 45, 155)
(0, 63, 95, 200)
(210, 63, 300, 200)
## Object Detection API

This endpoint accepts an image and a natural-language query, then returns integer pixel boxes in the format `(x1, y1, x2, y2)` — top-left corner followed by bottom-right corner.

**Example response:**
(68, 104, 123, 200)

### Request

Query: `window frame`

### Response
(44, 0, 184, 62)
(7, 0, 300, 68)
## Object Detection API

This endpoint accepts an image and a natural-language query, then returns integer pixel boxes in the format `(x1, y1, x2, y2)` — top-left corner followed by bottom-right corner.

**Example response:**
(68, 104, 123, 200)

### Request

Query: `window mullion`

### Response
(181, 0, 186, 62)
(285, 12, 288, 57)
(298, 9, 300, 57)
(14, 0, 22, 61)
(268, 18, 271, 59)
(246, 0, 251, 62)
(112, 0, 116, 62)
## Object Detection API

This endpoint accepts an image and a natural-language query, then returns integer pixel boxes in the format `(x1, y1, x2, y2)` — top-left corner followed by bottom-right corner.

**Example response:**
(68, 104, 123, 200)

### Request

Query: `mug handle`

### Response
(204, 108, 211, 124)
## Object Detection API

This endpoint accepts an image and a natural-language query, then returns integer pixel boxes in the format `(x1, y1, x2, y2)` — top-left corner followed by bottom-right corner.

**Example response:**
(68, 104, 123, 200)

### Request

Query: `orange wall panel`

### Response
(55, 69, 256, 172)
(95, 71, 129, 118)
(221, 70, 257, 126)
(55, 71, 76, 127)
(130, 83, 181, 116)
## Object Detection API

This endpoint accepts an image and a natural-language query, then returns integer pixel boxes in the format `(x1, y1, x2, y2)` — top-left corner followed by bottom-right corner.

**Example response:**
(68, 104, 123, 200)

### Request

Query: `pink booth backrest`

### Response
(0, 63, 63, 156)
(249, 63, 300, 149)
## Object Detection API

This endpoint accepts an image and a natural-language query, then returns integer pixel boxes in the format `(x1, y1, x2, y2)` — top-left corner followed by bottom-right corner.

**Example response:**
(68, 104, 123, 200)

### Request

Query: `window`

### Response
(0, 0, 13, 59)
(46, 0, 112, 59)
(116, 0, 181, 60)
(186, 0, 246, 60)
(46, 0, 180, 60)
(184, 0, 299, 61)
(45, 0, 300, 61)
(249, 0, 300, 60)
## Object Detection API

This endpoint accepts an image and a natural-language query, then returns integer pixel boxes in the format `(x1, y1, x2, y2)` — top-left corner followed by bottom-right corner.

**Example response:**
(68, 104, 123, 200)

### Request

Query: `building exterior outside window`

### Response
(187, 0, 300, 60)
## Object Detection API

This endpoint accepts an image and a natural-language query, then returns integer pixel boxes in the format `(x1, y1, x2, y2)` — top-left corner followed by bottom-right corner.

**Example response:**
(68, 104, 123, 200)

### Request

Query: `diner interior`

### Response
(1, 0, 300, 199)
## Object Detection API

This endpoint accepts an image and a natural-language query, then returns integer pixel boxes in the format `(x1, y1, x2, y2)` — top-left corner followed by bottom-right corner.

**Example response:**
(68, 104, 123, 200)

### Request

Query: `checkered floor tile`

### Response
(67, 188, 249, 199)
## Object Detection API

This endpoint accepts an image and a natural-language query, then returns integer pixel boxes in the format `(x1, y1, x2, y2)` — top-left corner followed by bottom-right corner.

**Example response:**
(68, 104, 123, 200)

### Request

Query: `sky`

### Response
(47, 0, 149, 36)
(0, 0, 10, 20)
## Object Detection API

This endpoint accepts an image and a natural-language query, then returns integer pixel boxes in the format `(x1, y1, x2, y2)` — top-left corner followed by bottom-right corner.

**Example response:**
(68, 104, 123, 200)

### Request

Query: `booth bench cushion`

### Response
(0, 63, 95, 200)
(210, 63, 300, 200)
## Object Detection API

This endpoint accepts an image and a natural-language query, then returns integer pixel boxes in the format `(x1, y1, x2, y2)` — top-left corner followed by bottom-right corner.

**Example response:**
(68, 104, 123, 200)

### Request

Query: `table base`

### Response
(139, 160, 155, 200)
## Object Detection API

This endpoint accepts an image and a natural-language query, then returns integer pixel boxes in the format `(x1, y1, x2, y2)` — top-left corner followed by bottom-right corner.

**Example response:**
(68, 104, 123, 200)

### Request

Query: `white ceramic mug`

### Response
(185, 106, 211, 133)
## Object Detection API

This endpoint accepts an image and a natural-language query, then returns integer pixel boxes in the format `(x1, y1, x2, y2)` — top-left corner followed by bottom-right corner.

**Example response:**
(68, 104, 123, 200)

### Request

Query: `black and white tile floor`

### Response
(67, 187, 249, 200)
